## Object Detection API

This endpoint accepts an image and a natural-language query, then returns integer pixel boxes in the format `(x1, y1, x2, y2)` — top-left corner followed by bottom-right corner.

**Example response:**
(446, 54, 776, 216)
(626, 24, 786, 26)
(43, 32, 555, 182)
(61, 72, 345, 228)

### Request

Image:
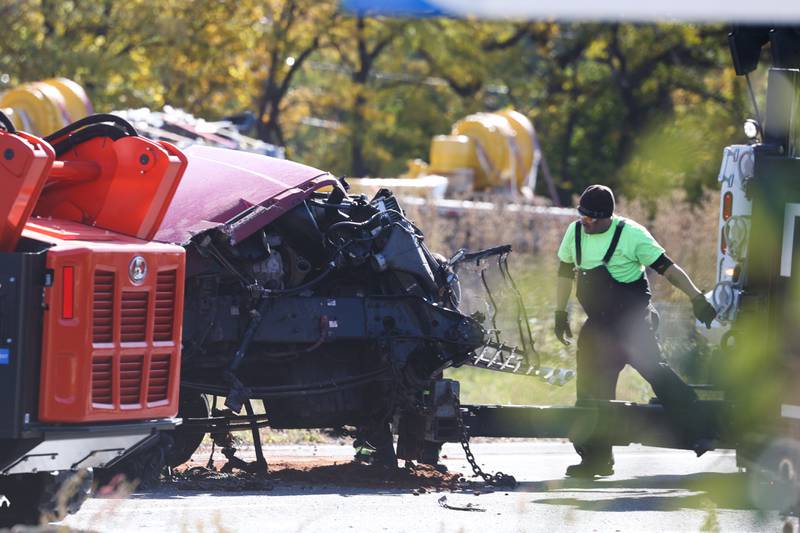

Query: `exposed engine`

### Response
(177, 185, 483, 463)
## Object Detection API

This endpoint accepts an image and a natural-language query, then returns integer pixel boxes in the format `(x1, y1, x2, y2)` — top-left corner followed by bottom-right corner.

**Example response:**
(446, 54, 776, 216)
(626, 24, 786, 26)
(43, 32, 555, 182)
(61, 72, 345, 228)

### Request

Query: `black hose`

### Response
(323, 207, 403, 239)
(48, 124, 129, 157)
(44, 113, 138, 142)
(44, 114, 139, 157)
(0, 110, 16, 133)
(261, 263, 334, 296)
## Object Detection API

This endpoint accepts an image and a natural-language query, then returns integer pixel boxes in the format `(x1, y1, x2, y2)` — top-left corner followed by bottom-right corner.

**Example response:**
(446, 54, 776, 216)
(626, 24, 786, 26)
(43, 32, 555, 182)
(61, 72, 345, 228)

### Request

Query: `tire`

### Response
(166, 392, 210, 468)
(0, 469, 93, 527)
(744, 439, 800, 513)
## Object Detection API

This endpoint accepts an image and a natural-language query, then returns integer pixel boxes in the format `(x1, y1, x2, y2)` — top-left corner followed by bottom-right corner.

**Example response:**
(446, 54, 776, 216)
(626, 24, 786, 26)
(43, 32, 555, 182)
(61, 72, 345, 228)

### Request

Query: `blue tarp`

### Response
(341, 0, 447, 17)
(340, 0, 799, 23)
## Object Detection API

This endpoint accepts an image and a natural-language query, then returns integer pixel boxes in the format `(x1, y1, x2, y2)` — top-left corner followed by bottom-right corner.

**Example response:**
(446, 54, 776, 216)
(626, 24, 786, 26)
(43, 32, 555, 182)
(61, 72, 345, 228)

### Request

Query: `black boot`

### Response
(565, 460, 614, 478)
(567, 444, 614, 478)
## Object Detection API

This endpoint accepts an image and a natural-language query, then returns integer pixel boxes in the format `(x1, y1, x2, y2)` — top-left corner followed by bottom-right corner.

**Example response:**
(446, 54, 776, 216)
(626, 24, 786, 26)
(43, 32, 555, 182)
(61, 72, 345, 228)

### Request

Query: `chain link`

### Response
(452, 392, 516, 488)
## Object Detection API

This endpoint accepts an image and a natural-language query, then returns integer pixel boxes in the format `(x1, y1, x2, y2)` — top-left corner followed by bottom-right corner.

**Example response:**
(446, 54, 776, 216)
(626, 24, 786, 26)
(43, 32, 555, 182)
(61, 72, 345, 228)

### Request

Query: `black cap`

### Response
(578, 185, 615, 219)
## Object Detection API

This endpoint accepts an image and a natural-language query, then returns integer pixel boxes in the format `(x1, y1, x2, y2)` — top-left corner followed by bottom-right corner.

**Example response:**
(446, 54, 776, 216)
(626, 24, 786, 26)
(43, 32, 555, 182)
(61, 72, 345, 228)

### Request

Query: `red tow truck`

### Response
(0, 112, 187, 526)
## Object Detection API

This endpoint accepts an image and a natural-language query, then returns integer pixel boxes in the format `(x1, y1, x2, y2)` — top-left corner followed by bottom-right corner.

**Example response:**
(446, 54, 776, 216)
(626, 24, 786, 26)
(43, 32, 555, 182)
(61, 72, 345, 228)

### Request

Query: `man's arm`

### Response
(663, 263, 703, 299)
(555, 261, 575, 344)
(637, 227, 716, 327)
(556, 275, 573, 311)
(661, 262, 716, 327)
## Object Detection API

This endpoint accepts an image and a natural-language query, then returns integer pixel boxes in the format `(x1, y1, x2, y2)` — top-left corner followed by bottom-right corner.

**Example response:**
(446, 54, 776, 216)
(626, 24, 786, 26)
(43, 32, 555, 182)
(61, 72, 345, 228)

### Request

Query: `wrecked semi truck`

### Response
(150, 142, 547, 474)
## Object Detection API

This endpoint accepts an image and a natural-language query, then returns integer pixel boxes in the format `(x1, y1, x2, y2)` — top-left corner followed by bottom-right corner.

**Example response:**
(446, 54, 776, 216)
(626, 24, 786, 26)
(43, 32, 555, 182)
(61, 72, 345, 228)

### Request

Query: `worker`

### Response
(554, 184, 717, 478)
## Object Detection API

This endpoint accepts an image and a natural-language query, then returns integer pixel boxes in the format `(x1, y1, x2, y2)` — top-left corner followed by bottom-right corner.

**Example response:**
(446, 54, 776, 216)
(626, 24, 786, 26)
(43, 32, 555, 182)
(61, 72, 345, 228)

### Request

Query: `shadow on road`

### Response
(522, 471, 774, 513)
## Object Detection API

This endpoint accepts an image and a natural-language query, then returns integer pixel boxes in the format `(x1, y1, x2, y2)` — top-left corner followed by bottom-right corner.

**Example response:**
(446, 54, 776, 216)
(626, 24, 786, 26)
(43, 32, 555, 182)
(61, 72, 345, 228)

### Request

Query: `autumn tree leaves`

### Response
(0, 1, 746, 201)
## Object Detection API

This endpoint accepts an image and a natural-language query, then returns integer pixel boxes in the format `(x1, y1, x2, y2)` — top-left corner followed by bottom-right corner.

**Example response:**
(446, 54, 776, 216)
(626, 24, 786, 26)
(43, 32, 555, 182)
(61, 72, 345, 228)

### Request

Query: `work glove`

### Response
(691, 294, 716, 329)
(554, 310, 572, 345)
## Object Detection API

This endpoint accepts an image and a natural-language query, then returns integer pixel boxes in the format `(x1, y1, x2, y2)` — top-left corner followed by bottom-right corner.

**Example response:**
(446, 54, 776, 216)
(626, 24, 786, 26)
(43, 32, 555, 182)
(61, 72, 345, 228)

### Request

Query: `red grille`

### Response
(154, 270, 177, 341)
(121, 291, 148, 342)
(93, 271, 115, 343)
(91, 357, 113, 404)
(147, 353, 172, 403)
(120, 354, 144, 405)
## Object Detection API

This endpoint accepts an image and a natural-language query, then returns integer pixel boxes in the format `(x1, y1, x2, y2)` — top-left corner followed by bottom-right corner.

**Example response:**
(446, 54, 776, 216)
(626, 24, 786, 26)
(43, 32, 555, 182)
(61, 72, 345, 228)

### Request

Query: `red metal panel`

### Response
(155, 145, 340, 244)
(31, 219, 185, 422)
(33, 137, 188, 241)
(0, 130, 54, 251)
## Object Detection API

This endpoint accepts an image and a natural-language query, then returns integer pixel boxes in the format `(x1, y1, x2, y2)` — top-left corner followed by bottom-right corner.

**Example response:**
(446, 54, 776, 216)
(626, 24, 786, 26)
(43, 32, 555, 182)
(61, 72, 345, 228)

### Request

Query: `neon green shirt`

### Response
(557, 216, 665, 283)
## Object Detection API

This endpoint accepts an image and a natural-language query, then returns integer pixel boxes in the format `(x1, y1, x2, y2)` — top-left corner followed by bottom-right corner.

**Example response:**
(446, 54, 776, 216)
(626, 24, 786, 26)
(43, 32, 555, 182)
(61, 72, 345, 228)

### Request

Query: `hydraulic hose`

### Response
(45, 113, 139, 156)
(0, 110, 16, 133)
(44, 113, 138, 142)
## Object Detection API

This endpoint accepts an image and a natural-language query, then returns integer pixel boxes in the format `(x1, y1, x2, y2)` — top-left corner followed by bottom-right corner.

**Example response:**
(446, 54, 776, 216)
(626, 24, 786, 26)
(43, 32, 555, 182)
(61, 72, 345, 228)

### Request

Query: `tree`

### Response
(250, 0, 340, 147)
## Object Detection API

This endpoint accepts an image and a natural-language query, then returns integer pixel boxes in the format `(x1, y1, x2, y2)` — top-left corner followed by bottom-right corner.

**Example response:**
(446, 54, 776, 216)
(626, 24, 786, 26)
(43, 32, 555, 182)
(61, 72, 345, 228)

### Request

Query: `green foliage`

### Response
(0, 3, 751, 203)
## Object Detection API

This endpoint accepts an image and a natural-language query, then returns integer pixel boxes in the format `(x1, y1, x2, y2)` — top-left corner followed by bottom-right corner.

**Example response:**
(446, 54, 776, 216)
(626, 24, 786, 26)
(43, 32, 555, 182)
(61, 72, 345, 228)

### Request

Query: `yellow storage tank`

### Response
(43, 78, 93, 123)
(496, 109, 536, 189)
(0, 84, 65, 135)
(429, 135, 478, 174)
(451, 113, 516, 189)
(0, 79, 92, 135)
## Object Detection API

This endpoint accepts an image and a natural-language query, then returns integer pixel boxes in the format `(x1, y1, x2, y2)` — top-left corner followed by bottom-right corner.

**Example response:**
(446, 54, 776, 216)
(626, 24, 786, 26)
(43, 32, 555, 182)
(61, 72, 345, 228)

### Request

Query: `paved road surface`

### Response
(59, 440, 795, 533)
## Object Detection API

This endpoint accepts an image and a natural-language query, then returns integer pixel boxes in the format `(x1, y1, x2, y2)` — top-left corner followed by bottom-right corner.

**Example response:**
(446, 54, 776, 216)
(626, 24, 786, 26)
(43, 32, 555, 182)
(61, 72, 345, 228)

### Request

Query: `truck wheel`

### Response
(745, 439, 800, 512)
(166, 392, 210, 467)
(0, 469, 92, 527)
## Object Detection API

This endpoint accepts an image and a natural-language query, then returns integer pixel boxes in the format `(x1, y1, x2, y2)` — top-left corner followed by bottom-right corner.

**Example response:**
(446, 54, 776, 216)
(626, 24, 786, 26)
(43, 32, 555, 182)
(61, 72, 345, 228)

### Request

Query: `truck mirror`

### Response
(728, 26, 771, 76)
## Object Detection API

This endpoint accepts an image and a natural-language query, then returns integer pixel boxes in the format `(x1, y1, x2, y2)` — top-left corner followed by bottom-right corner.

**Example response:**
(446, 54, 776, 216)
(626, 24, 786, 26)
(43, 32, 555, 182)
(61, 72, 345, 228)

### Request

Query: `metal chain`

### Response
(452, 393, 516, 488)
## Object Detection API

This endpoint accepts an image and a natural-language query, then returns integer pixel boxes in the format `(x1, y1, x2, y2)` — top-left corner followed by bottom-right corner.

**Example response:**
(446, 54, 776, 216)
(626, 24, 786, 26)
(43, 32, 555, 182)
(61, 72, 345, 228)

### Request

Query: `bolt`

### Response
(3, 148, 13, 160)
(139, 153, 150, 165)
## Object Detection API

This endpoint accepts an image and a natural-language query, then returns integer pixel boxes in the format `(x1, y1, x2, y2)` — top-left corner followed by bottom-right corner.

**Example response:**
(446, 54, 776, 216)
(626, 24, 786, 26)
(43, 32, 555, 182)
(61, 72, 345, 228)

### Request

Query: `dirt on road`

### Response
(166, 456, 463, 492)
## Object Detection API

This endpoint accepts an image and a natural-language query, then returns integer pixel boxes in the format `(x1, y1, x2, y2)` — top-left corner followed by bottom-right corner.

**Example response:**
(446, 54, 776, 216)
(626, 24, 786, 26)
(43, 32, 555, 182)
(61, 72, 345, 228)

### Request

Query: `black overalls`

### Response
(572, 221, 698, 465)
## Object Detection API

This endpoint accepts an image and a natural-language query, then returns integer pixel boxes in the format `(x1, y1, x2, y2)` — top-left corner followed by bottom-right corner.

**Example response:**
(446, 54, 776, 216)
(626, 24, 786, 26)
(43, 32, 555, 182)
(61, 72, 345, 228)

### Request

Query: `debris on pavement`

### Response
(437, 495, 486, 512)
(170, 458, 462, 491)
(167, 466, 274, 492)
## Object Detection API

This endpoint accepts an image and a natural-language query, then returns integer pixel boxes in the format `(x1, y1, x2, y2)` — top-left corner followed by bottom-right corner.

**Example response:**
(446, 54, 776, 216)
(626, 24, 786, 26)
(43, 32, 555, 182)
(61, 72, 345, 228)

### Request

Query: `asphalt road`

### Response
(58, 441, 794, 533)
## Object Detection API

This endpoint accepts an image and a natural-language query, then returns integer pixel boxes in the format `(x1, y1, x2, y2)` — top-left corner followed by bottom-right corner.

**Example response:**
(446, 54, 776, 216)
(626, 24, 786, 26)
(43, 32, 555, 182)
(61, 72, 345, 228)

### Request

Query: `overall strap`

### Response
(602, 220, 626, 264)
(574, 221, 582, 268)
